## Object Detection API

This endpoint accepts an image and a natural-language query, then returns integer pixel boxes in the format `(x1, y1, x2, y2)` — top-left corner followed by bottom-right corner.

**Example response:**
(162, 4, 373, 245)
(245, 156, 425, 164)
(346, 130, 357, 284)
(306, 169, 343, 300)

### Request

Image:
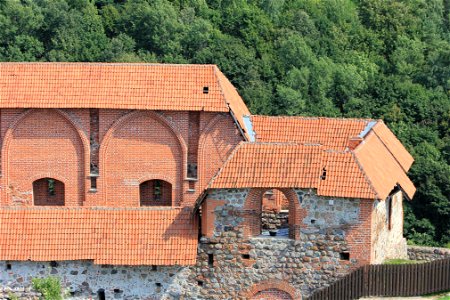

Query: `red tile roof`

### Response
(372, 121, 414, 172)
(0, 207, 197, 265)
(0, 62, 250, 137)
(209, 143, 323, 188)
(209, 126, 416, 200)
(251, 115, 372, 150)
(209, 142, 377, 198)
(354, 131, 415, 199)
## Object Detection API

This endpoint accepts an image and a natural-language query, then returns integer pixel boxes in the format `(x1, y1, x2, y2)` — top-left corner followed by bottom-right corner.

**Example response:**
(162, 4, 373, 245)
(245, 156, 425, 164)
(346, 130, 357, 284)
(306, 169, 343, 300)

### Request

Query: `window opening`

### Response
(154, 180, 162, 200)
(48, 179, 55, 196)
(33, 178, 65, 206)
(260, 189, 290, 238)
(208, 254, 214, 267)
(139, 179, 171, 206)
(340, 252, 350, 260)
(97, 289, 105, 300)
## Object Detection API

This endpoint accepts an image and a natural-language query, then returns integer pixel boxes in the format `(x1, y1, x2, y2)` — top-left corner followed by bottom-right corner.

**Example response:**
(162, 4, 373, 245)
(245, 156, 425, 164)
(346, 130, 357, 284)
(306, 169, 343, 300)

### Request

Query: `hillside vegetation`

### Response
(0, 0, 449, 246)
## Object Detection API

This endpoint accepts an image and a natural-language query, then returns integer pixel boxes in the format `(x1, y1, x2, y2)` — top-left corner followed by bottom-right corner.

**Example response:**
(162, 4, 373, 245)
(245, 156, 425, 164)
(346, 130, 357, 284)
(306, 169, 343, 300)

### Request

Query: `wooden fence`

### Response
(305, 258, 450, 300)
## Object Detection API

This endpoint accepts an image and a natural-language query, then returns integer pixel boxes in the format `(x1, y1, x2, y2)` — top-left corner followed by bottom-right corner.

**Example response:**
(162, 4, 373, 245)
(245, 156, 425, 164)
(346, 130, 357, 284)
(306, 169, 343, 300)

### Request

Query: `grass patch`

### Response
(32, 276, 62, 300)
(437, 296, 450, 300)
(383, 259, 422, 265)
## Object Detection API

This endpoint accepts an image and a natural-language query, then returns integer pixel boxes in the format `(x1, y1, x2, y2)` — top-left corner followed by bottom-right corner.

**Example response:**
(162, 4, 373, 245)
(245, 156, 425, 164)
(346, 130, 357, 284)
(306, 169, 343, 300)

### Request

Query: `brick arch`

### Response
(243, 280, 301, 300)
(1, 109, 88, 206)
(244, 188, 304, 240)
(198, 113, 243, 190)
(100, 111, 187, 206)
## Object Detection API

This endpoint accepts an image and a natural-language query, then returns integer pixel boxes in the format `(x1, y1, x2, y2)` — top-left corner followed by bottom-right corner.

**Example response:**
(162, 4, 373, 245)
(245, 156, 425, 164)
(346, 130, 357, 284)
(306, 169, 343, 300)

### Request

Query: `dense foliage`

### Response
(0, 0, 449, 246)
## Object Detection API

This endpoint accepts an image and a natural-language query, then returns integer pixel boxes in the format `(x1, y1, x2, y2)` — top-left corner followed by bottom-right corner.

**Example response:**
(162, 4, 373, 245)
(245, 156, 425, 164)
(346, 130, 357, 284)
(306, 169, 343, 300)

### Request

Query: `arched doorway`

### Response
(244, 188, 302, 239)
(139, 179, 172, 206)
(33, 178, 65, 206)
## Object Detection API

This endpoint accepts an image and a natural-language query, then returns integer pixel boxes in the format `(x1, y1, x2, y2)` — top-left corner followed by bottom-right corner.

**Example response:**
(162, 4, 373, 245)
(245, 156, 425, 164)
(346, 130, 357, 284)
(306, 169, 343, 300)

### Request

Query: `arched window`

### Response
(261, 189, 290, 237)
(139, 180, 172, 206)
(33, 178, 65, 206)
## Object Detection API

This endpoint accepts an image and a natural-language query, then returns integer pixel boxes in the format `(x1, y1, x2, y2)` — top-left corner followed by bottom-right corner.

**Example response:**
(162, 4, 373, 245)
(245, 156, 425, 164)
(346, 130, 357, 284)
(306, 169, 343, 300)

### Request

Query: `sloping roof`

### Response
(0, 62, 250, 138)
(209, 118, 416, 200)
(353, 131, 415, 199)
(251, 115, 372, 150)
(209, 142, 377, 199)
(209, 143, 323, 188)
(0, 207, 197, 265)
(372, 121, 414, 172)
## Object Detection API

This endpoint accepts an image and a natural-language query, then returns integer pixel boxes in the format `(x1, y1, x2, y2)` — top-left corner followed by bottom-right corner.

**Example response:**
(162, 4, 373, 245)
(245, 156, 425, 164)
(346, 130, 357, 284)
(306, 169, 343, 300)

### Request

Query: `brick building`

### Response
(0, 63, 415, 299)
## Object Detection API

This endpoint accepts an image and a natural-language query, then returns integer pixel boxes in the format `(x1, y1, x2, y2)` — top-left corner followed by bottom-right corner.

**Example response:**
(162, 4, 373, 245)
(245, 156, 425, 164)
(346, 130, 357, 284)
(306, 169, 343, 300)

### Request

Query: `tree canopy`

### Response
(1, 0, 449, 246)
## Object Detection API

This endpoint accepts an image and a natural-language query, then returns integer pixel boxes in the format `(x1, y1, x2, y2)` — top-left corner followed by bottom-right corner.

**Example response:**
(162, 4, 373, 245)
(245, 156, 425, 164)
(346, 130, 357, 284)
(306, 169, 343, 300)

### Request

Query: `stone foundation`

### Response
(407, 246, 450, 261)
(0, 287, 41, 300)
(0, 261, 199, 300)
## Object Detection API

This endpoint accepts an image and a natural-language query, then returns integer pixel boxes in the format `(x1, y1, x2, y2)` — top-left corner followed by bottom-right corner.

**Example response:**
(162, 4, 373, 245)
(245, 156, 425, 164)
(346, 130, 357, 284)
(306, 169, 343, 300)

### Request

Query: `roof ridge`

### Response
(212, 65, 231, 111)
(0, 62, 218, 67)
(251, 114, 376, 123)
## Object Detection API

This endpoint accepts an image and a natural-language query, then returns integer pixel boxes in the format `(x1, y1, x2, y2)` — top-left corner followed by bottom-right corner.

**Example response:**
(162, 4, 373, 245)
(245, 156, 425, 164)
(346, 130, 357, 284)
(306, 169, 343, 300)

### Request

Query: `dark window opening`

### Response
(113, 289, 122, 294)
(151, 265, 157, 271)
(33, 178, 65, 206)
(187, 111, 200, 178)
(387, 196, 393, 230)
(155, 283, 161, 287)
(311, 219, 316, 224)
(208, 254, 214, 267)
(197, 280, 204, 286)
(90, 176, 97, 190)
(50, 261, 59, 268)
(6, 263, 11, 270)
(154, 180, 162, 200)
(320, 168, 327, 180)
(187, 163, 198, 179)
(90, 108, 100, 175)
(97, 289, 105, 300)
(48, 179, 55, 196)
(340, 252, 350, 260)
(223, 226, 233, 232)
(242, 254, 250, 260)
(139, 179, 172, 206)
(203, 86, 209, 94)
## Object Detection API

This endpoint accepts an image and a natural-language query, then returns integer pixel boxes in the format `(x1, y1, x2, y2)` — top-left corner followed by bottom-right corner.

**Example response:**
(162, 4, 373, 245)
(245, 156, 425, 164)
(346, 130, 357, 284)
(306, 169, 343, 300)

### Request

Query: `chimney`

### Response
(348, 137, 363, 150)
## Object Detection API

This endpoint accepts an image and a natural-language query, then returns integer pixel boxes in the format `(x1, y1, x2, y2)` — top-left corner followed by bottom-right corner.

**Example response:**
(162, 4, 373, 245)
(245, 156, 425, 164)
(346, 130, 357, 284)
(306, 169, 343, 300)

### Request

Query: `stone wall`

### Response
(0, 287, 41, 300)
(371, 191, 407, 263)
(407, 246, 450, 261)
(261, 210, 289, 232)
(0, 261, 199, 300)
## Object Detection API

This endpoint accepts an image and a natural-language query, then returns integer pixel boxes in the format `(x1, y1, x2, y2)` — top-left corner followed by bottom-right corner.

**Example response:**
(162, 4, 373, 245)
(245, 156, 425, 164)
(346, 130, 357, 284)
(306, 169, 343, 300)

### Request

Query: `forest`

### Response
(0, 0, 449, 247)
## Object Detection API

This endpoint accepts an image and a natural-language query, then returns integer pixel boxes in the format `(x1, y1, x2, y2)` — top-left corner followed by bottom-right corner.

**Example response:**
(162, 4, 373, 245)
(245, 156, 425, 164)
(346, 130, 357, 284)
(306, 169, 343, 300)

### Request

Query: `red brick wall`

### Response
(2, 109, 87, 206)
(345, 198, 373, 265)
(101, 111, 184, 207)
(198, 115, 243, 193)
(0, 108, 242, 208)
